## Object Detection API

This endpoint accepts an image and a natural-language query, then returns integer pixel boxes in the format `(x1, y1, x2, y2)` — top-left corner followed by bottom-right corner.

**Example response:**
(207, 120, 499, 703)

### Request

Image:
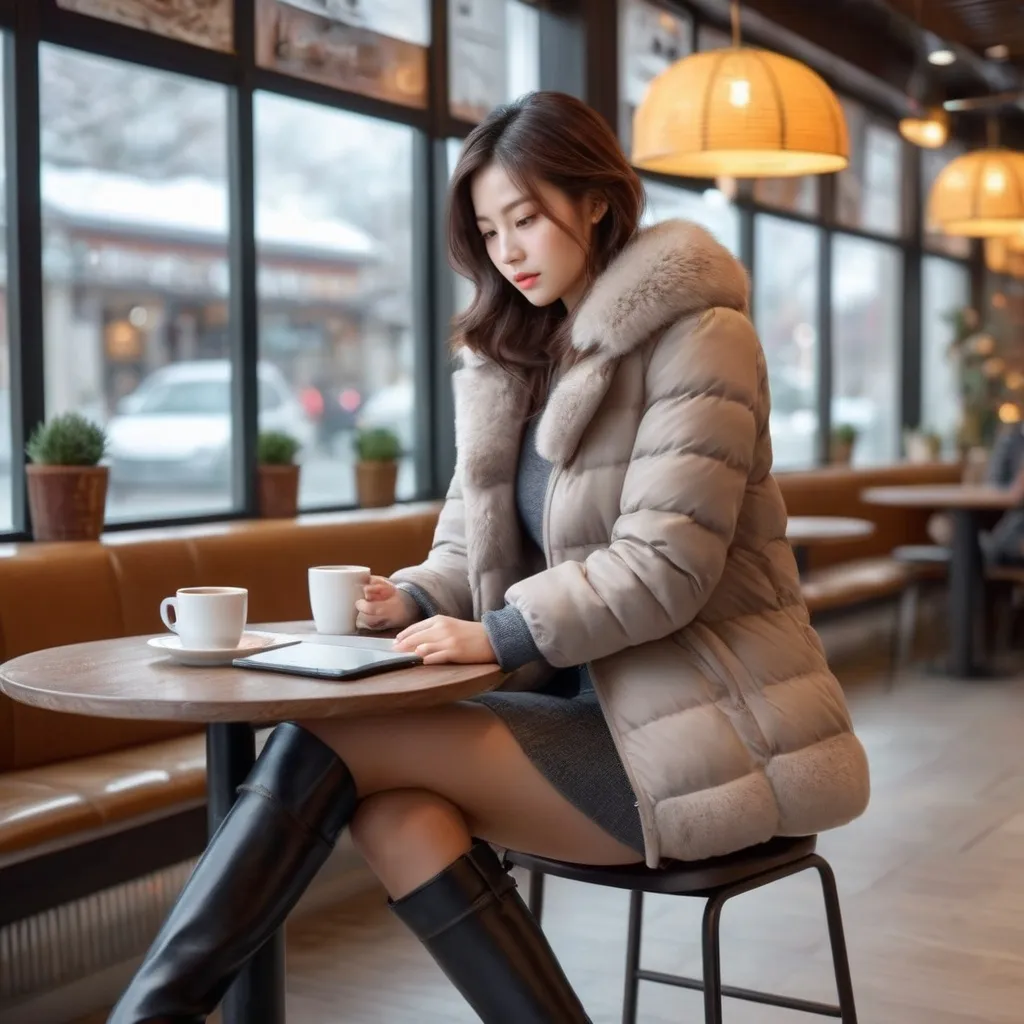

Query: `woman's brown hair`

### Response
(447, 91, 645, 404)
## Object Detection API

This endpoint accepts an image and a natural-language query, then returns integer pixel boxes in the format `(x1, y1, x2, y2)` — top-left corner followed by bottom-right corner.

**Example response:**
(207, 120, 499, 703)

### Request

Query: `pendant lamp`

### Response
(899, 104, 949, 149)
(927, 121, 1024, 236)
(898, 0, 950, 149)
(631, 1, 848, 178)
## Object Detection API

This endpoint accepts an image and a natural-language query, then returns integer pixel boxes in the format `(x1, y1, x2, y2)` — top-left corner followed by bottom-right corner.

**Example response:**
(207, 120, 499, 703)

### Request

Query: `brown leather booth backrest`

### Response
(0, 506, 441, 773)
(0, 464, 964, 772)
(776, 461, 963, 571)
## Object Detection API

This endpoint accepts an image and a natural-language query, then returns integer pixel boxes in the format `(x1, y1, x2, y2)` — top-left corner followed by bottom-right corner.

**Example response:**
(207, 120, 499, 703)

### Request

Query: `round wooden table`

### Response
(861, 484, 1018, 678)
(0, 620, 504, 1024)
(786, 515, 875, 574)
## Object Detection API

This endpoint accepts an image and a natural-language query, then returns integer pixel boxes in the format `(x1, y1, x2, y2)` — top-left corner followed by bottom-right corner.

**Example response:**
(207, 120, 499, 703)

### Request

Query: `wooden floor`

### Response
(80, 651, 1024, 1023)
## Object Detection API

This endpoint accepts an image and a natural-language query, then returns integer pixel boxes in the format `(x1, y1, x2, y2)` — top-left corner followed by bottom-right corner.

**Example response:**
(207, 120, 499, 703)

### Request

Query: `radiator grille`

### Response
(0, 859, 196, 1003)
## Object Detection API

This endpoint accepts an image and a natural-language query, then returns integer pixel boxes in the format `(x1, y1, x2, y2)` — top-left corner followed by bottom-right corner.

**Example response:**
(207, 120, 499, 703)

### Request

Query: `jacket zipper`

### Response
(541, 463, 558, 570)
(543, 459, 661, 866)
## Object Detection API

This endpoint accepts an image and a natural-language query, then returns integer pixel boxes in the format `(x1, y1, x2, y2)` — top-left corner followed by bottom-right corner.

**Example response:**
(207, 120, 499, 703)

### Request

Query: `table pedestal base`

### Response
(948, 509, 987, 680)
(207, 723, 286, 1024)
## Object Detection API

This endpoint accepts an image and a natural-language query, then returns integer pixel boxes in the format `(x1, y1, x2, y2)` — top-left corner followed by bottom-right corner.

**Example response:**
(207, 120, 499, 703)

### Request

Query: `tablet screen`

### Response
(233, 641, 422, 680)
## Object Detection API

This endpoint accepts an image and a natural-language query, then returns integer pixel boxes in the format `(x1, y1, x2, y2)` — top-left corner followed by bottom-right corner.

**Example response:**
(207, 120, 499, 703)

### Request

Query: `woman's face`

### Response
(470, 161, 603, 312)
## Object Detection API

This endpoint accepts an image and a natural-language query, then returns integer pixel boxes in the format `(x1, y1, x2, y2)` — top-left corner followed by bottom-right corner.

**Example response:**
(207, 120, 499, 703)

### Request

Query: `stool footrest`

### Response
(635, 968, 842, 1018)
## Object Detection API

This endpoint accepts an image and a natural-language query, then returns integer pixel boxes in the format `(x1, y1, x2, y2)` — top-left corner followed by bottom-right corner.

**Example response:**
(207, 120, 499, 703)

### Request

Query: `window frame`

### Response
(0, 0, 984, 539)
(607, 0, 979, 470)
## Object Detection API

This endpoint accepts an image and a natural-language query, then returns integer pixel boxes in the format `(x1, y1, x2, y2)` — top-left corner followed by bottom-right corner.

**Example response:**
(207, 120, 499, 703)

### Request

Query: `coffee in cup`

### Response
(159, 586, 248, 650)
(308, 565, 371, 634)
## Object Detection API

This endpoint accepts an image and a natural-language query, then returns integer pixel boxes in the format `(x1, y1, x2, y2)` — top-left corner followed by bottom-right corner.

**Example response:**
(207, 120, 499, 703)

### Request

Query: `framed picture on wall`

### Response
(55, 0, 233, 50)
(256, 0, 430, 108)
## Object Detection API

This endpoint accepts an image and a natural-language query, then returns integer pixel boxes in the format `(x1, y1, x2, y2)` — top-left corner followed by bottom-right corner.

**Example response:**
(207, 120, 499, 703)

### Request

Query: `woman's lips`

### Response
(515, 273, 540, 290)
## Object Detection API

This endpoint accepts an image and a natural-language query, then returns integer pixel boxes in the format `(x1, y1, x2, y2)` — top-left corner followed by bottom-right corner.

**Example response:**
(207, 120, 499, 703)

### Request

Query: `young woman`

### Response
(110, 91, 870, 1024)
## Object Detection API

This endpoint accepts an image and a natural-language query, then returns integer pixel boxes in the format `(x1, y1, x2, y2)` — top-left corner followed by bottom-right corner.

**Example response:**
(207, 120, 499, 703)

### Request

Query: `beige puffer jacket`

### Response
(392, 219, 870, 867)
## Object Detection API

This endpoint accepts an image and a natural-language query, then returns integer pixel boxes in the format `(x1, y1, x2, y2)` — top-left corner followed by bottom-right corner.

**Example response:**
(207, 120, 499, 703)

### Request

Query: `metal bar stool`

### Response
(505, 834, 857, 1024)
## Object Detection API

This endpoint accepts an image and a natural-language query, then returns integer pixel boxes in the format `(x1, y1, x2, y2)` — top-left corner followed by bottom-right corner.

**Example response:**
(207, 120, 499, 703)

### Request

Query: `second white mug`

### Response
(308, 565, 371, 635)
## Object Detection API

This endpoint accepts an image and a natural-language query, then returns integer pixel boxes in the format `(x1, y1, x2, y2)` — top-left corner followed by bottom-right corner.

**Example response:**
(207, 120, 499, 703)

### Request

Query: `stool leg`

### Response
(812, 855, 858, 1023)
(701, 892, 725, 1024)
(621, 890, 643, 1024)
(889, 582, 918, 686)
(527, 870, 545, 923)
(994, 582, 1015, 653)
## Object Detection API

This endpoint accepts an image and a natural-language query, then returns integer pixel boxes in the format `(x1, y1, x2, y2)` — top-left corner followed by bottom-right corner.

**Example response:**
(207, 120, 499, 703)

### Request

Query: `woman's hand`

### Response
(394, 616, 496, 665)
(355, 576, 421, 631)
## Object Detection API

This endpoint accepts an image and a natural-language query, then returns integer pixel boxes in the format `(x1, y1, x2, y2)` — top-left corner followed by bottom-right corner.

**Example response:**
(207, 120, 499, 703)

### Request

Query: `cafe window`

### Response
(618, 0, 691, 152)
(697, 23, 731, 50)
(56, 0, 232, 50)
(831, 234, 902, 464)
(255, 93, 419, 509)
(642, 179, 740, 256)
(40, 46, 233, 523)
(256, 0, 430, 109)
(449, 0, 541, 122)
(836, 98, 904, 237)
(921, 255, 971, 454)
(753, 176, 818, 218)
(754, 216, 821, 469)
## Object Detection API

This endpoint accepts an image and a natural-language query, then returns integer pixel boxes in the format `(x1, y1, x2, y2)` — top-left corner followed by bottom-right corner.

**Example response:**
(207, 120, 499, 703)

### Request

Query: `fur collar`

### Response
(455, 219, 749, 473)
(571, 218, 748, 356)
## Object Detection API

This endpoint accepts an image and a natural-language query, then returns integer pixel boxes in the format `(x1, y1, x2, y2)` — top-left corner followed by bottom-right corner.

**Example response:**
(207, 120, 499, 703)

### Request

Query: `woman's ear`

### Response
(587, 194, 609, 225)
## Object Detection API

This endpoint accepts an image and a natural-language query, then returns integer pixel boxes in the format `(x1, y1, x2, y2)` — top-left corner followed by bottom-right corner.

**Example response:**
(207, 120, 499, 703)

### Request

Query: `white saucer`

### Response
(147, 631, 297, 667)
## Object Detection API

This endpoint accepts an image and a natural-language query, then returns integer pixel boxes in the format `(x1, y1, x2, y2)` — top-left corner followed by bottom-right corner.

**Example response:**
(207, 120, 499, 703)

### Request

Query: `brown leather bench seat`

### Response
(799, 557, 910, 614)
(0, 504, 441, 900)
(777, 461, 963, 614)
(0, 732, 206, 859)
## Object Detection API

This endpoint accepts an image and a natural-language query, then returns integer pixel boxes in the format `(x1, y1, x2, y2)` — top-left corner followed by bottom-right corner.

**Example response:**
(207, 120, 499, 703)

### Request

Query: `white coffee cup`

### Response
(159, 587, 248, 651)
(308, 565, 371, 635)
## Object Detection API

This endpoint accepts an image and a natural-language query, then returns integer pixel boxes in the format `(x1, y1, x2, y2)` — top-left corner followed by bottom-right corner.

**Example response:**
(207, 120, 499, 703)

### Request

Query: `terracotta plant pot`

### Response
(257, 464, 300, 518)
(356, 460, 398, 508)
(26, 465, 108, 541)
(829, 440, 854, 466)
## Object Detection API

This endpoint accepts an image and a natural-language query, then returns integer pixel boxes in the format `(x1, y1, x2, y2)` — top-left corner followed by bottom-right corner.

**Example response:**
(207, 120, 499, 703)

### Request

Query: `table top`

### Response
(0, 621, 504, 724)
(860, 484, 1018, 510)
(786, 516, 875, 544)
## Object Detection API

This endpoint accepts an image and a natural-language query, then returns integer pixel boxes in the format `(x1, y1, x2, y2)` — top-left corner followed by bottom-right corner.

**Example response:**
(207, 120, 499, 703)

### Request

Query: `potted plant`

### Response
(829, 423, 858, 466)
(25, 412, 109, 541)
(354, 427, 401, 508)
(256, 430, 302, 519)
(904, 427, 943, 464)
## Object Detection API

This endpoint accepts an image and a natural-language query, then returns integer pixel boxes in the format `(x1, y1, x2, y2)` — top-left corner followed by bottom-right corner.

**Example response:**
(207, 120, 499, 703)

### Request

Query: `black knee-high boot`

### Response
(108, 722, 357, 1024)
(390, 841, 591, 1023)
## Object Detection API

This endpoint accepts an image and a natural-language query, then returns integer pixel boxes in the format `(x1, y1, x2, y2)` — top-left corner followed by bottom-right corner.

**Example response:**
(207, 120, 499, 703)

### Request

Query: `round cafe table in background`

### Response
(861, 484, 1018, 679)
(0, 620, 504, 1024)
(786, 515, 875, 575)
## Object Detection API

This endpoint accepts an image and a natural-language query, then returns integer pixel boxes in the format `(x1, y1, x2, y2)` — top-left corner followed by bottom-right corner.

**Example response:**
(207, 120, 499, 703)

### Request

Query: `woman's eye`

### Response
(516, 215, 535, 229)
(481, 230, 496, 241)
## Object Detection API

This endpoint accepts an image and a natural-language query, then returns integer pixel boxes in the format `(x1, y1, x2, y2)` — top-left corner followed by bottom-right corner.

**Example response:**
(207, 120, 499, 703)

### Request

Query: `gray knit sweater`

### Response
(397, 415, 547, 671)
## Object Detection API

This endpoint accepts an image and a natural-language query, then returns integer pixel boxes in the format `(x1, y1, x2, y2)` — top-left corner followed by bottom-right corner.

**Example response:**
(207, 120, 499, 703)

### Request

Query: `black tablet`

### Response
(233, 641, 422, 680)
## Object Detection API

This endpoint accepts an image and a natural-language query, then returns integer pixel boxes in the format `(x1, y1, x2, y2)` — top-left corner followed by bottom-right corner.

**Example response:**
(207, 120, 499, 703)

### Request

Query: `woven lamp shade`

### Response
(898, 106, 949, 149)
(927, 148, 1024, 236)
(632, 47, 849, 178)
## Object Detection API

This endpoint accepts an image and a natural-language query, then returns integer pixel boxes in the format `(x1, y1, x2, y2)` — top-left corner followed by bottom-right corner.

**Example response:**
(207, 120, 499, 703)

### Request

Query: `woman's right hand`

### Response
(356, 576, 421, 631)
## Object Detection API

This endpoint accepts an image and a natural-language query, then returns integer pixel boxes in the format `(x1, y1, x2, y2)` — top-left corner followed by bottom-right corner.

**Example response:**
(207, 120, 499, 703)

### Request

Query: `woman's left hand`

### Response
(394, 616, 496, 665)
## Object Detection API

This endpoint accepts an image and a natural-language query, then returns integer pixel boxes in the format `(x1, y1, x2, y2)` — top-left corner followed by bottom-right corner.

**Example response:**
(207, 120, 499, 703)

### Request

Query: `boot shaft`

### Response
(391, 842, 591, 1024)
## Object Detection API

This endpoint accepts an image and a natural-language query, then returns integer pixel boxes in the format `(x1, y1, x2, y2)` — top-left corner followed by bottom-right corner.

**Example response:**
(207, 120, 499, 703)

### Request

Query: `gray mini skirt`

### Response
(471, 667, 645, 855)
